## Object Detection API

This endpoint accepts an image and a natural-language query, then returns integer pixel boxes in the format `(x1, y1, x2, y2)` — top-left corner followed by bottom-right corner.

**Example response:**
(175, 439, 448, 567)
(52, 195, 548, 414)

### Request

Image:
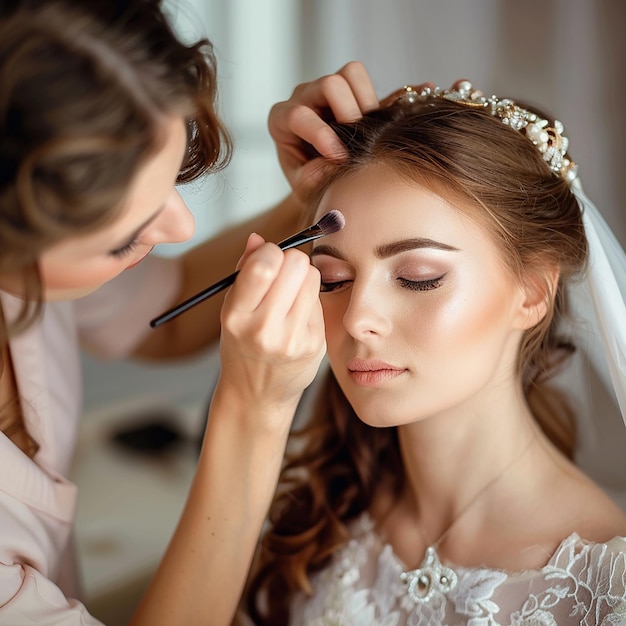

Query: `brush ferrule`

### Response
(277, 225, 324, 251)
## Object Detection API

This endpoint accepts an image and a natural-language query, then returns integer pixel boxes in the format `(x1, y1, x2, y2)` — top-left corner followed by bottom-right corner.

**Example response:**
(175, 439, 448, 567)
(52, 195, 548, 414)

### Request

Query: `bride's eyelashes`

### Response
(109, 237, 139, 259)
(397, 275, 445, 291)
(319, 274, 446, 293)
(320, 279, 349, 293)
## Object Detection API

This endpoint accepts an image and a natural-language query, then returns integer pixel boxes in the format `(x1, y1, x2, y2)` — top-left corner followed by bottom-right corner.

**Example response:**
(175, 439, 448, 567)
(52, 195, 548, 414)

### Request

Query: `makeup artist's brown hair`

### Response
(244, 96, 588, 624)
(0, 0, 231, 456)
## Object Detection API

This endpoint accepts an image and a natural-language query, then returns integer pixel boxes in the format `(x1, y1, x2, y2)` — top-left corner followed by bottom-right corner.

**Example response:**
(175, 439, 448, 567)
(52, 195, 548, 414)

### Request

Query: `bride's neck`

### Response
(395, 394, 542, 539)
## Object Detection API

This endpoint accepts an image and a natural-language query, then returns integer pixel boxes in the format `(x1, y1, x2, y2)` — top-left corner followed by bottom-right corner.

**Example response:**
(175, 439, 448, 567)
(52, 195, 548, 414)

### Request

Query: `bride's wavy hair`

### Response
(244, 95, 587, 624)
(0, 0, 231, 456)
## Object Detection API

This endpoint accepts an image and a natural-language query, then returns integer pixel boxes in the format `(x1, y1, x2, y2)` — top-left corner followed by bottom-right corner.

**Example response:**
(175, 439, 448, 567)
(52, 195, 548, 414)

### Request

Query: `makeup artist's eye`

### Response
(109, 239, 139, 259)
(320, 279, 351, 293)
(398, 275, 445, 291)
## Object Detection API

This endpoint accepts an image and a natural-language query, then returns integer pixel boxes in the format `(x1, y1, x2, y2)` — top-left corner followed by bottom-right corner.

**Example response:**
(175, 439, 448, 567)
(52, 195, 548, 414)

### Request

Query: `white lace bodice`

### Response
(289, 514, 626, 625)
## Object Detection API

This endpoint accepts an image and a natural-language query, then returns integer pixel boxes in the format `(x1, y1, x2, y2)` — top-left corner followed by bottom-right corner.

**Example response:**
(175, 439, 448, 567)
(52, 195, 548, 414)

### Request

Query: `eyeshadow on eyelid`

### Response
(396, 258, 447, 272)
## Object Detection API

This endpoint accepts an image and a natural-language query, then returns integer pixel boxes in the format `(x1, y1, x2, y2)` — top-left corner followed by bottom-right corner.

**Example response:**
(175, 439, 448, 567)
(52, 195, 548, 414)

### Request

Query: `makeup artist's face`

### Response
(311, 164, 529, 427)
(36, 115, 194, 301)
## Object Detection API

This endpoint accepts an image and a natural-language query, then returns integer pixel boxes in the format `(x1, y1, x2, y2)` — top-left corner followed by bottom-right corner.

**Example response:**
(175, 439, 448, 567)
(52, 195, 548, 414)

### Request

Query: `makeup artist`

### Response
(0, 1, 378, 624)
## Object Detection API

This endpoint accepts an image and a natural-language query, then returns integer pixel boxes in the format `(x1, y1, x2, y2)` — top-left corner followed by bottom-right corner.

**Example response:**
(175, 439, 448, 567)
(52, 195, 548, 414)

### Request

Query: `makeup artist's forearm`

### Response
(135, 194, 304, 360)
(129, 391, 295, 626)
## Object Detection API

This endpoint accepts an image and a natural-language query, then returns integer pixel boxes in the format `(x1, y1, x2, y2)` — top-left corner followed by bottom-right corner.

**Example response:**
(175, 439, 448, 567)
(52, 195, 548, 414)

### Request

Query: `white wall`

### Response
(157, 0, 298, 256)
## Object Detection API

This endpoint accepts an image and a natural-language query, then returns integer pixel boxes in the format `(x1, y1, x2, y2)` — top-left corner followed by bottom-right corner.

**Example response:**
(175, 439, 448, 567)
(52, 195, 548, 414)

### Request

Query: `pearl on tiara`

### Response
(394, 82, 578, 183)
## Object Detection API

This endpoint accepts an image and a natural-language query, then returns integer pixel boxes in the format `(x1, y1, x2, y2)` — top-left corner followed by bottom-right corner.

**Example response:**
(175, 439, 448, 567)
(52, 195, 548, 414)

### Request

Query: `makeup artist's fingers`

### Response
(253, 249, 314, 317)
(225, 246, 314, 343)
(285, 264, 326, 354)
(251, 254, 325, 368)
(219, 246, 324, 405)
(268, 61, 379, 201)
(226, 242, 287, 313)
(335, 61, 379, 115)
(248, 255, 324, 368)
(234, 233, 266, 271)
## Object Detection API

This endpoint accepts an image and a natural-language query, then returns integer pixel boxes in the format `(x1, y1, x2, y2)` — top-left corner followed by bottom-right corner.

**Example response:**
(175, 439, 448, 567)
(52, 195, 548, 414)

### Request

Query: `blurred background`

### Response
(71, 1, 625, 623)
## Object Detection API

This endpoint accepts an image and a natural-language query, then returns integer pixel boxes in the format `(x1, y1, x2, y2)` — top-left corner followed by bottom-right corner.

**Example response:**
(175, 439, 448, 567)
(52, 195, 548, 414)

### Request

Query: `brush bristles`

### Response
(316, 209, 345, 236)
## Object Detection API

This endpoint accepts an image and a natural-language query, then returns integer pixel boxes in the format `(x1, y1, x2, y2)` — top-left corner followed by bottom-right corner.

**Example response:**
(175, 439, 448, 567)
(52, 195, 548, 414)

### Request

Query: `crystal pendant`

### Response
(400, 546, 458, 604)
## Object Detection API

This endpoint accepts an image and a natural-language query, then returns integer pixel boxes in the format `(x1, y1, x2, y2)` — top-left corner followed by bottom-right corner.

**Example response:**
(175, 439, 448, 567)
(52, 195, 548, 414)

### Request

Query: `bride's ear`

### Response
(513, 266, 560, 330)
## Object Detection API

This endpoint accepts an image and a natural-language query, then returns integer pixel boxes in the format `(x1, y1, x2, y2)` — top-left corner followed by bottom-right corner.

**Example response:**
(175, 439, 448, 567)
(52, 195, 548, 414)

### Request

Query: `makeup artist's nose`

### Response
(146, 189, 195, 245)
(342, 281, 392, 339)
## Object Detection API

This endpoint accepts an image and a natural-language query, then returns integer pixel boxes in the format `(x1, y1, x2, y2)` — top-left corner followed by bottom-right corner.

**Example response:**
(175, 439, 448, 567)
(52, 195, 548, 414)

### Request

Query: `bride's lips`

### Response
(347, 358, 406, 386)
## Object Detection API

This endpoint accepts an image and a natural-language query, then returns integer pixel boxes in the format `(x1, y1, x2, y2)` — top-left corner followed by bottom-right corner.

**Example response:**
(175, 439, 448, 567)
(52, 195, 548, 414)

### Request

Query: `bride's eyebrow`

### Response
(311, 238, 459, 261)
(375, 238, 459, 258)
(310, 244, 345, 260)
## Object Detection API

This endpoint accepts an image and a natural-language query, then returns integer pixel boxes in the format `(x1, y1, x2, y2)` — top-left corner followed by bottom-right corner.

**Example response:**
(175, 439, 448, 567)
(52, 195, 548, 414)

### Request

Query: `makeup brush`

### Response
(149, 209, 345, 328)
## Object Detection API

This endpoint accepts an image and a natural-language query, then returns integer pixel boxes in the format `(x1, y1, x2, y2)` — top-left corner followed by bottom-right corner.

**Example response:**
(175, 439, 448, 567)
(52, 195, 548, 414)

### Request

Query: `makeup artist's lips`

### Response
(125, 247, 155, 270)
(347, 358, 407, 387)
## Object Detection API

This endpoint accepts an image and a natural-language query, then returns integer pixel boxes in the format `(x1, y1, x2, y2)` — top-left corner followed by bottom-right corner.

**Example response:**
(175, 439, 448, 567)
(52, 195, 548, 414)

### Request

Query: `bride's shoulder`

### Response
(568, 472, 626, 543)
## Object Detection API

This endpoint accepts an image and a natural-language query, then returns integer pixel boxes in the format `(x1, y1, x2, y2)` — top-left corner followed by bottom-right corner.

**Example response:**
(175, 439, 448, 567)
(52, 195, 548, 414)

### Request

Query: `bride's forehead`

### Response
(319, 180, 480, 235)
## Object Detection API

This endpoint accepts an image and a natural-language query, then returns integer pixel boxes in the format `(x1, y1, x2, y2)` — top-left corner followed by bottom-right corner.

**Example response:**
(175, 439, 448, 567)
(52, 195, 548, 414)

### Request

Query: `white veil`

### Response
(561, 179, 626, 508)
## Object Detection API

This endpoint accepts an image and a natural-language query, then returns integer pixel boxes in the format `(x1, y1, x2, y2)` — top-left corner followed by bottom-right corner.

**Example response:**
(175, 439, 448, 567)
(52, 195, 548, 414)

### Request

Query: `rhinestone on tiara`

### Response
(395, 81, 578, 183)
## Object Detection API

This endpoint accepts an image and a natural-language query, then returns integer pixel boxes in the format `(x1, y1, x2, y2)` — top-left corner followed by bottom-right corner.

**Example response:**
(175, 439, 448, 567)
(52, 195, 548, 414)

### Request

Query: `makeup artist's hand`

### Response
(216, 234, 325, 431)
(269, 61, 379, 204)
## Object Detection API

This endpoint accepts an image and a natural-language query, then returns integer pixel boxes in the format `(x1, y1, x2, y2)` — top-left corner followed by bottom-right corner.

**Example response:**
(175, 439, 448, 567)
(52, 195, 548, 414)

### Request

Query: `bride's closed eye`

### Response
(314, 259, 353, 293)
(320, 279, 351, 293)
(397, 275, 445, 291)
(109, 237, 139, 259)
(319, 274, 446, 293)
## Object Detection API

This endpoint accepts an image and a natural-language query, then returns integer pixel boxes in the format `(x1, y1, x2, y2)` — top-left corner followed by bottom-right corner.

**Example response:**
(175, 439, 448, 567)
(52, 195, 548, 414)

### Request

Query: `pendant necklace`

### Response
(401, 544, 457, 604)
(400, 436, 536, 605)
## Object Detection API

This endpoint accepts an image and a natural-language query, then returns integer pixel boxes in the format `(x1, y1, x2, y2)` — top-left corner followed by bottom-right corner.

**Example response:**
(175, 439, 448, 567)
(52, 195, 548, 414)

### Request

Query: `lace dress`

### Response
(289, 514, 626, 626)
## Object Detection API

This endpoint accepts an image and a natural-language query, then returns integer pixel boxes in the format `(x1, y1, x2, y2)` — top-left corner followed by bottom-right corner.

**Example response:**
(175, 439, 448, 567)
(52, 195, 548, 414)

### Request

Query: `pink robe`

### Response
(0, 257, 180, 624)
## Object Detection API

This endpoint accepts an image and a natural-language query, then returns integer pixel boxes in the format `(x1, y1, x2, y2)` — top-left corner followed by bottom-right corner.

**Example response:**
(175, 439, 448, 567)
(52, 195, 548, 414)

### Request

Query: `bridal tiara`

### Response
(391, 81, 579, 183)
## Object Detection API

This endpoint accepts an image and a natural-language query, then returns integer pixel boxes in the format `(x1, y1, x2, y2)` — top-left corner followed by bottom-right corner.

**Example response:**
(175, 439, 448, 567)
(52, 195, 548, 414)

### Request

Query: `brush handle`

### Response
(149, 227, 325, 328)
(150, 270, 239, 328)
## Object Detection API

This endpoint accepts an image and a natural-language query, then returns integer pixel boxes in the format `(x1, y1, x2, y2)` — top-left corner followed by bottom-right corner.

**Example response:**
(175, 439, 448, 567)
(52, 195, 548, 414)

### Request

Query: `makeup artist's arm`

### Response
(134, 61, 377, 359)
(130, 236, 326, 626)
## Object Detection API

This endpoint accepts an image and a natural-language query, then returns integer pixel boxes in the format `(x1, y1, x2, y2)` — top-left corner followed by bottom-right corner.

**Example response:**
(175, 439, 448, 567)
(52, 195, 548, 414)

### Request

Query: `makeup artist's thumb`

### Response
(235, 233, 266, 270)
